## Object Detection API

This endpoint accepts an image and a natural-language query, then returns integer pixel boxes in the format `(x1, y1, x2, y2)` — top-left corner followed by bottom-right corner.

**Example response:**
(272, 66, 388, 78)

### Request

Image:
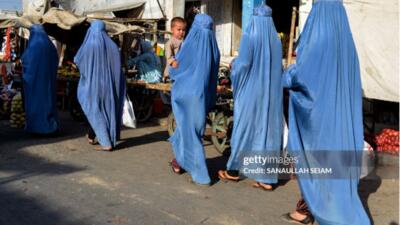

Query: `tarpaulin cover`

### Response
(344, 0, 399, 102)
(300, 0, 399, 102)
(54, 0, 164, 19)
(283, 0, 370, 224)
(74, 20, 126, 148)
(169, 14, 220, 185)
(22, 24, 59, 134)
(227, 5, 283, 184)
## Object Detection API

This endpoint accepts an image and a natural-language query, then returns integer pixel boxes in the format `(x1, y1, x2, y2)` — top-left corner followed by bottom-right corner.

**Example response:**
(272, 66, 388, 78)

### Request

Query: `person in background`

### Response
(169, 14, 220, 186)
(163, 17, 186, 82)
(280, 0, 370, 224)
(217, 4, 283, 191)
(128, 41, 162, 83)
(21, 24, 59, 135)
(74, 20, 125, 151)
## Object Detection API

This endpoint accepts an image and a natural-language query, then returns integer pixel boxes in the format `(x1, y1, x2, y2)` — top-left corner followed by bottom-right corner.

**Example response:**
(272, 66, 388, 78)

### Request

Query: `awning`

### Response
(54, 0, 165, 19)
(0, 8, 145, 36)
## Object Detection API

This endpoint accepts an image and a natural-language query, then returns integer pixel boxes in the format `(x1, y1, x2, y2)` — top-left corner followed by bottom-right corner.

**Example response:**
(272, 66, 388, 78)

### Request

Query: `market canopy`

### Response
(54, 0, 166, 19)
(0, 8, 145, 36)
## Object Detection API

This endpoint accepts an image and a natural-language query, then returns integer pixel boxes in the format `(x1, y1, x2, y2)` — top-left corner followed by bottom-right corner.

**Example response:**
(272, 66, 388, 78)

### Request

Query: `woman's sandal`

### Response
(218, 170, 240, 182)
(170, 159, 185, 174)
(86, 135, 97, 145)
(280, 213, 314, 225)
(95, 146, 113, 151)
(252, 181, 276, 191)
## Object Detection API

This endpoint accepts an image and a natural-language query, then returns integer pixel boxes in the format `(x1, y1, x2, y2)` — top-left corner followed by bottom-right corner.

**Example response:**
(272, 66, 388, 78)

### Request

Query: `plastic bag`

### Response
(122, 94, 136, 128)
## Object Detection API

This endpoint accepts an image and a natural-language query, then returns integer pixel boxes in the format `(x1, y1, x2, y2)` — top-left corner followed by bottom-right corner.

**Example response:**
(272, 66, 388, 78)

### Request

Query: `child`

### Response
(163, 17, 186, 81)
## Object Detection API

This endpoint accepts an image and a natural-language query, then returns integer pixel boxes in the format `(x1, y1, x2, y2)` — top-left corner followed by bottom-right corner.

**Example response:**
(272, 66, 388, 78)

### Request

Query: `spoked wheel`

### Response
(167, 111, 176, 137)
(211, 112, 233, 155)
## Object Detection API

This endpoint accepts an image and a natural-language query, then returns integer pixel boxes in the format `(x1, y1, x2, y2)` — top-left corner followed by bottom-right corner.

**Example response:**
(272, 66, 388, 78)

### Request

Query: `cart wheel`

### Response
(167, 111, 176, 137)
(132, 94, 153, 122)
(211, 112, 233, 155)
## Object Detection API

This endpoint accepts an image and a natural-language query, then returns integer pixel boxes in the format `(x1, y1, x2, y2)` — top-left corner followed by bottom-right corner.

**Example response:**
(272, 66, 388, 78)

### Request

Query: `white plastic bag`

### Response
(122, 94, 136, 128)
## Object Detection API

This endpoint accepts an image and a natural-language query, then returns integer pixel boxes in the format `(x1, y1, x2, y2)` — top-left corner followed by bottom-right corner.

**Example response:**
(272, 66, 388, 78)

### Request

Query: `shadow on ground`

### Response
(115, 130, 169, 151)
(358, 169, 383, 225)
(0, 112, 89, 225)
(0, 187, 90, 225)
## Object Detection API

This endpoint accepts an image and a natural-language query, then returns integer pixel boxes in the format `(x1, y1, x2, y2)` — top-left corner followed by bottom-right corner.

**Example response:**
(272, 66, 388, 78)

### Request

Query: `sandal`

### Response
(218, 170, 240, 182)
(280, 213, 314, 225)
(86, 135, 97, 145)
(252, 181, 276, 191)
(170, 159, 185, 174)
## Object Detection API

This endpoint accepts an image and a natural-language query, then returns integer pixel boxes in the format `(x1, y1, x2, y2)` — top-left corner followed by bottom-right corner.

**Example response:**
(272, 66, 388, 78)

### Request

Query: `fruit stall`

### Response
(0, 26, 23, 123)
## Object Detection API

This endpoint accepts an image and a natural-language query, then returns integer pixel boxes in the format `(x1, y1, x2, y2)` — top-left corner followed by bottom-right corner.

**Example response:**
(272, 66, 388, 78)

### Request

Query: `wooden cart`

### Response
(126, 65, 234, 155)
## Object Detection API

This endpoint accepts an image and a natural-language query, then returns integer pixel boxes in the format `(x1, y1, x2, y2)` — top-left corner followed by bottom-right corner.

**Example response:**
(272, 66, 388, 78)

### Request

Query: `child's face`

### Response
(171, 22, 186, 40)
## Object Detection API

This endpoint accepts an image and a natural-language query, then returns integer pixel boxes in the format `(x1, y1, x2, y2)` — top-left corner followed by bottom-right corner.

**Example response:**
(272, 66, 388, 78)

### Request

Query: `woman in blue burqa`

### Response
(169, 14, 220, 185)
(127, 41, 162, 83)
(281, 0, 370, 224)
(217, 5, 283, 191)
(74, 20, 125, 151)
(22, 24, 59, 134)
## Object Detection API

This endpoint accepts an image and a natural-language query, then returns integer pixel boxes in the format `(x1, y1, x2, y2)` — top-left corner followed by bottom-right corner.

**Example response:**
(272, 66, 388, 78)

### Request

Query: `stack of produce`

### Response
(57, 62, 79, 79)
(375, 129, 399, 155)
(10, 92, 25, 128)
(2, 101, 10, 114)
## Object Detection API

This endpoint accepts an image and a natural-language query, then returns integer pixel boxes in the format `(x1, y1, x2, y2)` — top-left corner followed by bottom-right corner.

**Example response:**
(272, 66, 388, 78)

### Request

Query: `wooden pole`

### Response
(153, 21, 158, 44)
(59, 44, 66, 67)
(287, 7, 297, 68)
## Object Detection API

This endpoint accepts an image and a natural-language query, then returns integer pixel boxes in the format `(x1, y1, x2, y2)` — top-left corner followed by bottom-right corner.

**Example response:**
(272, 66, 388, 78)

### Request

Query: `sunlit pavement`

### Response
(0, 112, 398, 225)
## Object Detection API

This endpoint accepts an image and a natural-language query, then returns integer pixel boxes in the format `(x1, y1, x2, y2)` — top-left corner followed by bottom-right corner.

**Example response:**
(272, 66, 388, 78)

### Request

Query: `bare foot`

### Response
(252, 181, 274, 191)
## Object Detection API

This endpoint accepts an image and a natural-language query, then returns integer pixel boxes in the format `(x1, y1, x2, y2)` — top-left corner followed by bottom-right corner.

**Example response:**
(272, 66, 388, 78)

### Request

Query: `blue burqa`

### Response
(283, 0, 370, 224)
(169, 14, 220, 185)
(74, 20, 125, 148)
(128, 41, 162, 83)
(22, 24, 59, 134)
(227, 5, 283, 184)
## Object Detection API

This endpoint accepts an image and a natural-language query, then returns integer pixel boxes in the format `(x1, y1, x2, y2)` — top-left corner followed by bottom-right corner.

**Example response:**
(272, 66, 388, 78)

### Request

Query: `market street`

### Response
(0, 112, 398, 225)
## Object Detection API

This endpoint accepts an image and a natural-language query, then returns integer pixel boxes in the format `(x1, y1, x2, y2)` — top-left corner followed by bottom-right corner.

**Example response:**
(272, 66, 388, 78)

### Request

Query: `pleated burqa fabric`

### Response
(169, 14, 220, 185)
(227, 5, 283, 184)
(22, 24, 59, 134)
(74, 20, 125, 148)
(283, 0, 370, 224)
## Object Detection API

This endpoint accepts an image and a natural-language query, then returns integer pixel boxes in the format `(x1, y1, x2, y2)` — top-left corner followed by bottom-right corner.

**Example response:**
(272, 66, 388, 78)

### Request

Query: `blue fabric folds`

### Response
(74, 20, 125, 148)
(227, 5, 283, 184)
(283, 1, 370, 224)
(22, 24, 59, 134)
(169, 14, 220, 185)
(128, 41, 162, 83)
